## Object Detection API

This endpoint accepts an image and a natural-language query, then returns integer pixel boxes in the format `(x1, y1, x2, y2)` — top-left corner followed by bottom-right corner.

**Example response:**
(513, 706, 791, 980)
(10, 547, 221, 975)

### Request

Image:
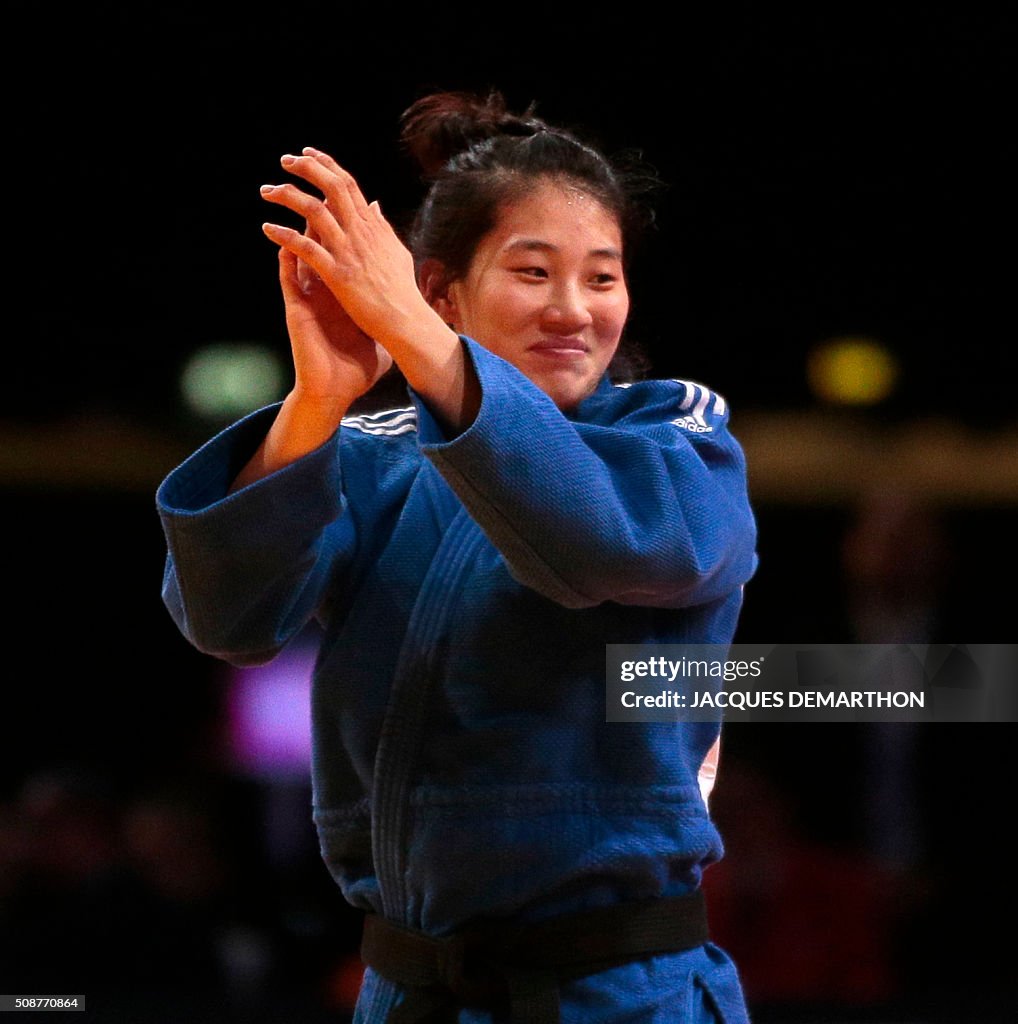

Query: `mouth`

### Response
(528, 337, 589, 356)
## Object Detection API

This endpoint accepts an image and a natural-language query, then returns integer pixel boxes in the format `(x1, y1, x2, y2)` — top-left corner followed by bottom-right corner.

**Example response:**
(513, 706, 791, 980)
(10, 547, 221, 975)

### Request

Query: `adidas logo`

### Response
(671, 416, 714, 433)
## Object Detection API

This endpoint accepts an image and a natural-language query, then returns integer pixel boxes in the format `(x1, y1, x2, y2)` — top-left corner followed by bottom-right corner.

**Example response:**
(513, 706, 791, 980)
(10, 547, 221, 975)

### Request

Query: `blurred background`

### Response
(5, 5, 1015, 1022)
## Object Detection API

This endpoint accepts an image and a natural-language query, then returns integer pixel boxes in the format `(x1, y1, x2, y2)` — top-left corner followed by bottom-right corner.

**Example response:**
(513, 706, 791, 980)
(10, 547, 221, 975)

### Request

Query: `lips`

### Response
(529, 337, 589, 354)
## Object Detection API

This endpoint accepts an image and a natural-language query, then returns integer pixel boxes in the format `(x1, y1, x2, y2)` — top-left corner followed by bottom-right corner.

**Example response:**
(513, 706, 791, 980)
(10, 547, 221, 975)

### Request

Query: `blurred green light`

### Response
(181, 343, 286, 419)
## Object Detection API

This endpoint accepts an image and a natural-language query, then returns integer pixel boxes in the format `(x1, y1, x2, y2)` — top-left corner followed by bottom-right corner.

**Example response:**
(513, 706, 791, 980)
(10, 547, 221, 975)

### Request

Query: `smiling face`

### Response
(429, 178, 630, 410)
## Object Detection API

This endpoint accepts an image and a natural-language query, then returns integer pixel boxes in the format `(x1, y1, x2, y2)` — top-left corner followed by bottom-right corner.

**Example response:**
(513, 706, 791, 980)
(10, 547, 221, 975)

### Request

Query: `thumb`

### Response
(277, 247, 307, 303)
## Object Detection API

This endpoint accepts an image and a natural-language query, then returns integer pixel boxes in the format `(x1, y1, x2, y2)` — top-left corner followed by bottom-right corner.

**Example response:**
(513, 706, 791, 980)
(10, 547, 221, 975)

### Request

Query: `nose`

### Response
(541, 281, 594, 334)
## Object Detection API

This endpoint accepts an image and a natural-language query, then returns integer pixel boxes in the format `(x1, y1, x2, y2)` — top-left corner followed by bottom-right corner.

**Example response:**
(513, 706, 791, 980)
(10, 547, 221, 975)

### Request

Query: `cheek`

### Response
(597, 296, 630, 341)
(473, 285, 539, 331)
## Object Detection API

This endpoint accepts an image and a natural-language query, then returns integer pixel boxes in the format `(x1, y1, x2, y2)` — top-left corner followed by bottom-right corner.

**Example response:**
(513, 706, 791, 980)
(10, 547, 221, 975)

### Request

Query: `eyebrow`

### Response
(503, 238, 623, 260)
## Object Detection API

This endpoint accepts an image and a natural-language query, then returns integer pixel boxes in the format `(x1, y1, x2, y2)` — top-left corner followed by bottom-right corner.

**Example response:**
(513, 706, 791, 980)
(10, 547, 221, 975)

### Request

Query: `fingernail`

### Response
(302, 146, 320, 156)
(260, 184, 276, 193)
(281, 155, 297, 167)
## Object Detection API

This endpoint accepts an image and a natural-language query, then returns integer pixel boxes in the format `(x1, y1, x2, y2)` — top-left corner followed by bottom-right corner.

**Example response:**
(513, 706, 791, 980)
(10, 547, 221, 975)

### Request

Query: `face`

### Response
(432, 179, 630, 411)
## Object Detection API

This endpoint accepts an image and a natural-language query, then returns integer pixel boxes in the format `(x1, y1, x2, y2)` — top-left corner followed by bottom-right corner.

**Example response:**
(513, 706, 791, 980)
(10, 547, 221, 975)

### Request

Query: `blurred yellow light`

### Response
(181, 343, 286, 419)
(808, 336, 899, 405)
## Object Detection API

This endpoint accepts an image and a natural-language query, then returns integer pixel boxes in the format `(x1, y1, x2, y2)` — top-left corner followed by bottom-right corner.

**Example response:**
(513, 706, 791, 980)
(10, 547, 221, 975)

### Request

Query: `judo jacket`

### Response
(157, 336, 759, 1022)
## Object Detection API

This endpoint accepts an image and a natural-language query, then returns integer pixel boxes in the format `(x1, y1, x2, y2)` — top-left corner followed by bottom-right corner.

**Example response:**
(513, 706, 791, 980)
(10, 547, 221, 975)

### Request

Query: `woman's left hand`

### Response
(260, 148, 479, 432)
(260, 148, 432, 351)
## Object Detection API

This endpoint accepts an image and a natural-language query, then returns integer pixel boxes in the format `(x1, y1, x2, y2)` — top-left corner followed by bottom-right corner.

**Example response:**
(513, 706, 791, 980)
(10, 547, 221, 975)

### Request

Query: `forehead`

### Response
(485, 180, 623, 253)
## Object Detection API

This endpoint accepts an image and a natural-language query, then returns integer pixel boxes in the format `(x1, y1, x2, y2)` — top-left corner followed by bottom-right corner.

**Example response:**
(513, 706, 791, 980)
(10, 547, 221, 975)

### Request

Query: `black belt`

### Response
(361, 890, 710, 1023)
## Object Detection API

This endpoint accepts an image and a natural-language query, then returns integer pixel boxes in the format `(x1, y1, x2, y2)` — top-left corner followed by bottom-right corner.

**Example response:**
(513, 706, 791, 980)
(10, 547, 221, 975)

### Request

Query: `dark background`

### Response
(14, 6, 1013, 426)
(5, 5, 1015, 1022)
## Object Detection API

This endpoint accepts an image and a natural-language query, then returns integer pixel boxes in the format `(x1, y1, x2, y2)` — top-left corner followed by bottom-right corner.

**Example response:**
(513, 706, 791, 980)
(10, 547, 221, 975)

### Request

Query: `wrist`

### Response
(229, 389, 350, 494)
(286, 387, 358, 421)
(381, 311, 462, 393)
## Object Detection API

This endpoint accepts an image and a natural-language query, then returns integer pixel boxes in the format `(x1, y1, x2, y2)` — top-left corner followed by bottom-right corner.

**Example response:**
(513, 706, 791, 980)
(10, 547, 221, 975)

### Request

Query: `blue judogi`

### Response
(157, 337, 758, 1022)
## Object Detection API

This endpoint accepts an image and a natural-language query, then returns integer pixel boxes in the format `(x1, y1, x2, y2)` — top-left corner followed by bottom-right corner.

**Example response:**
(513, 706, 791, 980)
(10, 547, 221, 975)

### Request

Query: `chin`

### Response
(519, 360, 601, 411)
(540, 379, 594, 412)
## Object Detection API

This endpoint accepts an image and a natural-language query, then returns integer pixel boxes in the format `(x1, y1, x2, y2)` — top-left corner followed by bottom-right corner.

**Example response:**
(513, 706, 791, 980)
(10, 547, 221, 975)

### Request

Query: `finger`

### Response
(260, 182, 336, 219)
(296, 223, 322, 295)
(263, 221, 334, 284)
(260, 183, 346, 246)
(308, 148, 374, 219)
(276, 247, 306, 304)
(281, 150, 371, 223)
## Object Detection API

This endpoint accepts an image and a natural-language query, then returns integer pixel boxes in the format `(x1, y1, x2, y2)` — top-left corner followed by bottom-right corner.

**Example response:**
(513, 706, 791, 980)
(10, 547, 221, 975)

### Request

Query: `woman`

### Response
(157, 91, 758, 1023)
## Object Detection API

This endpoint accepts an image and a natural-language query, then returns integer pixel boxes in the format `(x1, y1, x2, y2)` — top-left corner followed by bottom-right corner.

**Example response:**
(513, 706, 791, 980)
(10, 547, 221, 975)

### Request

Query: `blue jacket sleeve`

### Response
(156, 405, 352, 666)
(411, 337, 758, 610)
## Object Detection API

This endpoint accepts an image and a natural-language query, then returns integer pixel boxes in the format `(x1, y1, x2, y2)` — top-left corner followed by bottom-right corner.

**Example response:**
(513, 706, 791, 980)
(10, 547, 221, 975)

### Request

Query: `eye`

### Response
(590, 272, 618, 288)
(513, 266, 548, 279)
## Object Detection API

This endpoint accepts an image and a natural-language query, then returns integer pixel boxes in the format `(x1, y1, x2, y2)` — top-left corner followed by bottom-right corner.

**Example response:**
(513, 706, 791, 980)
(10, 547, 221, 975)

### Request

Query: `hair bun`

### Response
(400, 90, 546, 178)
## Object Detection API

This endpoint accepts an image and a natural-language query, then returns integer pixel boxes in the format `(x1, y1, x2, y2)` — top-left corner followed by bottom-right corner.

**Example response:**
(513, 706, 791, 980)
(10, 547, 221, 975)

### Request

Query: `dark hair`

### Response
(399, 90, 658, 380)
(401, 90, 657, 277)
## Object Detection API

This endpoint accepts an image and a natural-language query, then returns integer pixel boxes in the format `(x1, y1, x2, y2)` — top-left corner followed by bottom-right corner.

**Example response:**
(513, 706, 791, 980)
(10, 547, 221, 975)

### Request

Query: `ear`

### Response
(419, 259, 460, 330)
